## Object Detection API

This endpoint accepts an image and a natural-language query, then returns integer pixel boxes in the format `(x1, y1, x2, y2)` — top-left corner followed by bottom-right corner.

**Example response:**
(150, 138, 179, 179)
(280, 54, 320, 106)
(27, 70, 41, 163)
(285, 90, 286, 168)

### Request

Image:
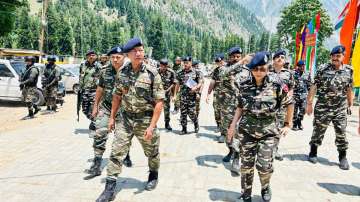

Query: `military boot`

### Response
(165, 121, 172, 131)
(298, 120, 303, 130)
(33, 105, 41, 115)
(84, 156, 102, 180)
(339, 151, 350, 170)
(292, 119, 298, 131)
(261, 186, 272, 202)
(239, 193, 252, 202)
(231, 152, 240, 176)
(145, 171, 158, 191)
(22, 109, 34, 120)
(89, 122, 96, 131)
(180, 126, 187, 135)
(308, 145, 318, 164)
(123, 153, 133, 167)
(222, 148, 234, 162)
(96, 178, 116, 202)
(52, 105, 58, 112)
(46, 106, 51, 111)
(194, 122, 199, 133)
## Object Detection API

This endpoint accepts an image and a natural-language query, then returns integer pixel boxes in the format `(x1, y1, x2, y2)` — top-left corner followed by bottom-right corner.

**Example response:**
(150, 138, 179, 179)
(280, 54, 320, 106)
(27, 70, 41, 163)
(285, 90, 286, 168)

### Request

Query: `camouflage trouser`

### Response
(82, 89, 96, 120)
(310, 106, 348, 151)
(180, 93, 198, 127)
(213, 92, 221, 129)
(293, 98, 306, 123)
(219, 93, 237, 147)
(164, 93, 171, 123)
(174, 92, 181, 110)
(240, 131, 276, 197)
(196, 93, 201, 118)
(274, 109, 286, 152)
(22, 86, 37, 104)
(107, 112, 160, 179)
(44, 86, 57, 107)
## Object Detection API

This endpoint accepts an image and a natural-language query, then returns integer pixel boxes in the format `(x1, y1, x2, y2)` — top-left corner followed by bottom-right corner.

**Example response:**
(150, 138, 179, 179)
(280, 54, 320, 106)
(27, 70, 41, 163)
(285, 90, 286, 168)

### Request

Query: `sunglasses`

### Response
(251, 67, 267, 72)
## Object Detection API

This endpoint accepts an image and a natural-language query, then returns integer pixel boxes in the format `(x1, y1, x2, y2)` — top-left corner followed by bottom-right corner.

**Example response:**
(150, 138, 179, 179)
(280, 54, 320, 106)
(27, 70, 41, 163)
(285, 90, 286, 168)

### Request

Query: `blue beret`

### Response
(297, 60, 305, 66)
(330, 45, 346, 55)
(86, 50, 96, 56)
(123, 37, 143, 53)
(273, 49, 286, 59)
(159, 58, 168, 65)
(228, 46, 242, 55)
(182, 56, 192, 62)
(214, 53, 224, 62)
(192, 60, 200, 66)
(107, 46, 123, 56)
(247, 51, 270, 70)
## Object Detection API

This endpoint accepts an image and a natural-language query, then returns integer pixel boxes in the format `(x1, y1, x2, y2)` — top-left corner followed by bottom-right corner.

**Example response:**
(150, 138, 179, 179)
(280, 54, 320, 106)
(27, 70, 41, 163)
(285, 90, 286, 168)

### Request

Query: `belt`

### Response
(122, 110, 153, 119)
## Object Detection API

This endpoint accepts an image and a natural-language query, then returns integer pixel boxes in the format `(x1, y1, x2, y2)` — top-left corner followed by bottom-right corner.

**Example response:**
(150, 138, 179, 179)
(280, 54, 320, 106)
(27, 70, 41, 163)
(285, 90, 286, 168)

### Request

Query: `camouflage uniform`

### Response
(309, 64, 353, 152)
(42, 63, 61, 109)
(159, 68, 176, 124)
(172, 63, 182, 111)
(176, 68, 203, 131)
(210, 65, 222, 129)
(79, 61, 101, 120)
(237, 75, 293, 199)
(268, 67, 294, 158)
(107, 63, 164, 179)
(293, 69, 311, 128)
(21, 64, 40, 115)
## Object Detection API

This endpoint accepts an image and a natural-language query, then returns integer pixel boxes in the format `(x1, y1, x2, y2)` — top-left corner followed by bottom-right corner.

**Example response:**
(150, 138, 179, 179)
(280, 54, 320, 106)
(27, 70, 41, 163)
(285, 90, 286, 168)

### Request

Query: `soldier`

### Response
(192, 60, 204, 118)
(84, 46, 132, 180)
(158, 58, 176, 131)
(20, 56, 41, 119)
(206, 53, 225, 134)
(42, 55, 61, 112)
(172, 56, 182, 114)
(99, 54, 109, 67)
(269, 49, 294, 161)
(227, 51, 293, 202)
(96, 38, 164, 202)
(79, 50, 101, 131)
(306, 45, 353, 170)
(292, 60, 311, 131)
(175, 56, 203, 135)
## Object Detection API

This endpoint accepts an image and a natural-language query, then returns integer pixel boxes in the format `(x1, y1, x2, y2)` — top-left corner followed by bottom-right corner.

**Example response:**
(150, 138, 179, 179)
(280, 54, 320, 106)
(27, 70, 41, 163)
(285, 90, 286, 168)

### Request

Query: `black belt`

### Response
(122, 110, 153, 119)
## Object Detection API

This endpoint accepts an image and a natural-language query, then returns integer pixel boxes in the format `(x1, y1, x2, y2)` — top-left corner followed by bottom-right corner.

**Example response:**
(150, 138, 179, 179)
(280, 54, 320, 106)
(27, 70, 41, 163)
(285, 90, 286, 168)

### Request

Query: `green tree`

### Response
(0, 0, 24, 36)
(146, 16, 166, 59)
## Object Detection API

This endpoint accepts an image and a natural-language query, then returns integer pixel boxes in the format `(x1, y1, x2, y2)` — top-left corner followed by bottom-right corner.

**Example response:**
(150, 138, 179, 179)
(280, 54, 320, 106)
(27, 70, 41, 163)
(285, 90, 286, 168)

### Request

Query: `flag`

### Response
(336, 0, 360, 30)
(352, 33, 360, 87)
(340, 0, 359, 64)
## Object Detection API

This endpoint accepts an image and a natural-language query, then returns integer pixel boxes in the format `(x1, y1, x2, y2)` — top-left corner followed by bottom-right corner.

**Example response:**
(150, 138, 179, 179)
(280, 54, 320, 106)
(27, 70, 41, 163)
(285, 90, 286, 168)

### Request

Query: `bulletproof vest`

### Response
(43, 64, 58, 86)
(22, 65, 39, 87)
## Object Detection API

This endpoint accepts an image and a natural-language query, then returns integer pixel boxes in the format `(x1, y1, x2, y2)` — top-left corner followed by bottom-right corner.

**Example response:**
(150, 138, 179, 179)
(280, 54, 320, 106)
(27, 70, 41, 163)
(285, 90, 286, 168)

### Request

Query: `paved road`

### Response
(0, 90, 359, 202)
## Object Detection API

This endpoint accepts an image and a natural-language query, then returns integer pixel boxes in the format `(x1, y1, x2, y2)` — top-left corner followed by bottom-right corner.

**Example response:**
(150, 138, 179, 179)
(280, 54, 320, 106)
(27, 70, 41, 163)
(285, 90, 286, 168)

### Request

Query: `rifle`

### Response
(77, 90, 82, 122)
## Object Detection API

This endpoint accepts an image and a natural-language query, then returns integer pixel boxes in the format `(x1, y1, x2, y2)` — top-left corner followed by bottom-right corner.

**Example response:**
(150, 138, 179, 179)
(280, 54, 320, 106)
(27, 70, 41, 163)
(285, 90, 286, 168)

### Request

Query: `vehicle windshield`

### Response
(67, 66, 80, 76)
(10, 61, 26, 75)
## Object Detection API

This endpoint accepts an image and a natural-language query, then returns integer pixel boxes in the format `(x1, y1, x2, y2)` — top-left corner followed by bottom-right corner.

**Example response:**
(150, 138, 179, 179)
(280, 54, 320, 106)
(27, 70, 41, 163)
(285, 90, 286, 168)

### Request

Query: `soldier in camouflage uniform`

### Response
(307, 45, 353, 170)
(42, 55, 61, 112)
(175, 56, 204, 135)
(292, 60, 311, 131)
(172, 56, 182, 113)
(158, 58, 176, 131)
(206, 53, 225, 134)
(268, 49, 294, 161)
(192, 60, 204, 118)
(227, 52, 293, 202)
(79, 50, 101, 131)
(97, 38, 164, 202)
(99, 54, 109, 67)
(20, 56, 41, 119)
(84, 46, 132, 180)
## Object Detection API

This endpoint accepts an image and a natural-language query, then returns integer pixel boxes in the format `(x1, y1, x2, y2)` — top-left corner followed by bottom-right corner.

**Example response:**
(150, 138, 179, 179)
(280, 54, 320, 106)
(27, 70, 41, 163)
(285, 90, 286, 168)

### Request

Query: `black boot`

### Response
(165, 121, 172, 131)
(46, 106, 51, 111)
(89, 122, 96, 131)
(22, 109, 34, 120)
(261, 186, 272, 202)
(180, 126, 187, 135)
(339, 151, 350, 170)
(52, 105, 57, 112)
(308, 144, 318, 164)
(239, 193, 252, 202)
(298, 120, 303, 130)
(96, 178, 116, 202)
(145, 171, 158, 191)
(123, 153, 133, 167)
(292, 119, 298, 131)
(194, 122, 199, 133)
(84, 156, 102, 180)
(231, 152, 240, 176)
(223, 148, 234, 162)
(33, 105, 41, 115)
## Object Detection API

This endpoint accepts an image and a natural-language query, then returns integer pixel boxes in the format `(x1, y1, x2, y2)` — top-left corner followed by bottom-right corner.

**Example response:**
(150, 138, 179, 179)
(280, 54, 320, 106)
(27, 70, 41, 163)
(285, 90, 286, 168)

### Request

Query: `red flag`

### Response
(315, 13, 321, 32)
(340, 0, 359, 64)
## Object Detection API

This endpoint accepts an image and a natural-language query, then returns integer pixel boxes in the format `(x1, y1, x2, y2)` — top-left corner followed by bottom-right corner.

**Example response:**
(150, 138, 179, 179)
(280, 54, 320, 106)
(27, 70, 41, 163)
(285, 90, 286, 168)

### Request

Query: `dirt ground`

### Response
(0, 94, 77, 134)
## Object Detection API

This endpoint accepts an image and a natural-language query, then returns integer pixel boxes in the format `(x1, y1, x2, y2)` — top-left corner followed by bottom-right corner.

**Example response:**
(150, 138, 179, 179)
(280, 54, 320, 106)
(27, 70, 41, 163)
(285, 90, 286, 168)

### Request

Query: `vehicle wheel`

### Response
(73, 84, 80, 94)
(32, 89, 45, 106)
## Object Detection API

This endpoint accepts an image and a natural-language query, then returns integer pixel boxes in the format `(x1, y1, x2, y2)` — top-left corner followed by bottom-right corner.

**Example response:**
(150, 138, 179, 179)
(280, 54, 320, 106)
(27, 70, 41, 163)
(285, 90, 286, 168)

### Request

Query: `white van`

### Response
(0, 59, 44, 104)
